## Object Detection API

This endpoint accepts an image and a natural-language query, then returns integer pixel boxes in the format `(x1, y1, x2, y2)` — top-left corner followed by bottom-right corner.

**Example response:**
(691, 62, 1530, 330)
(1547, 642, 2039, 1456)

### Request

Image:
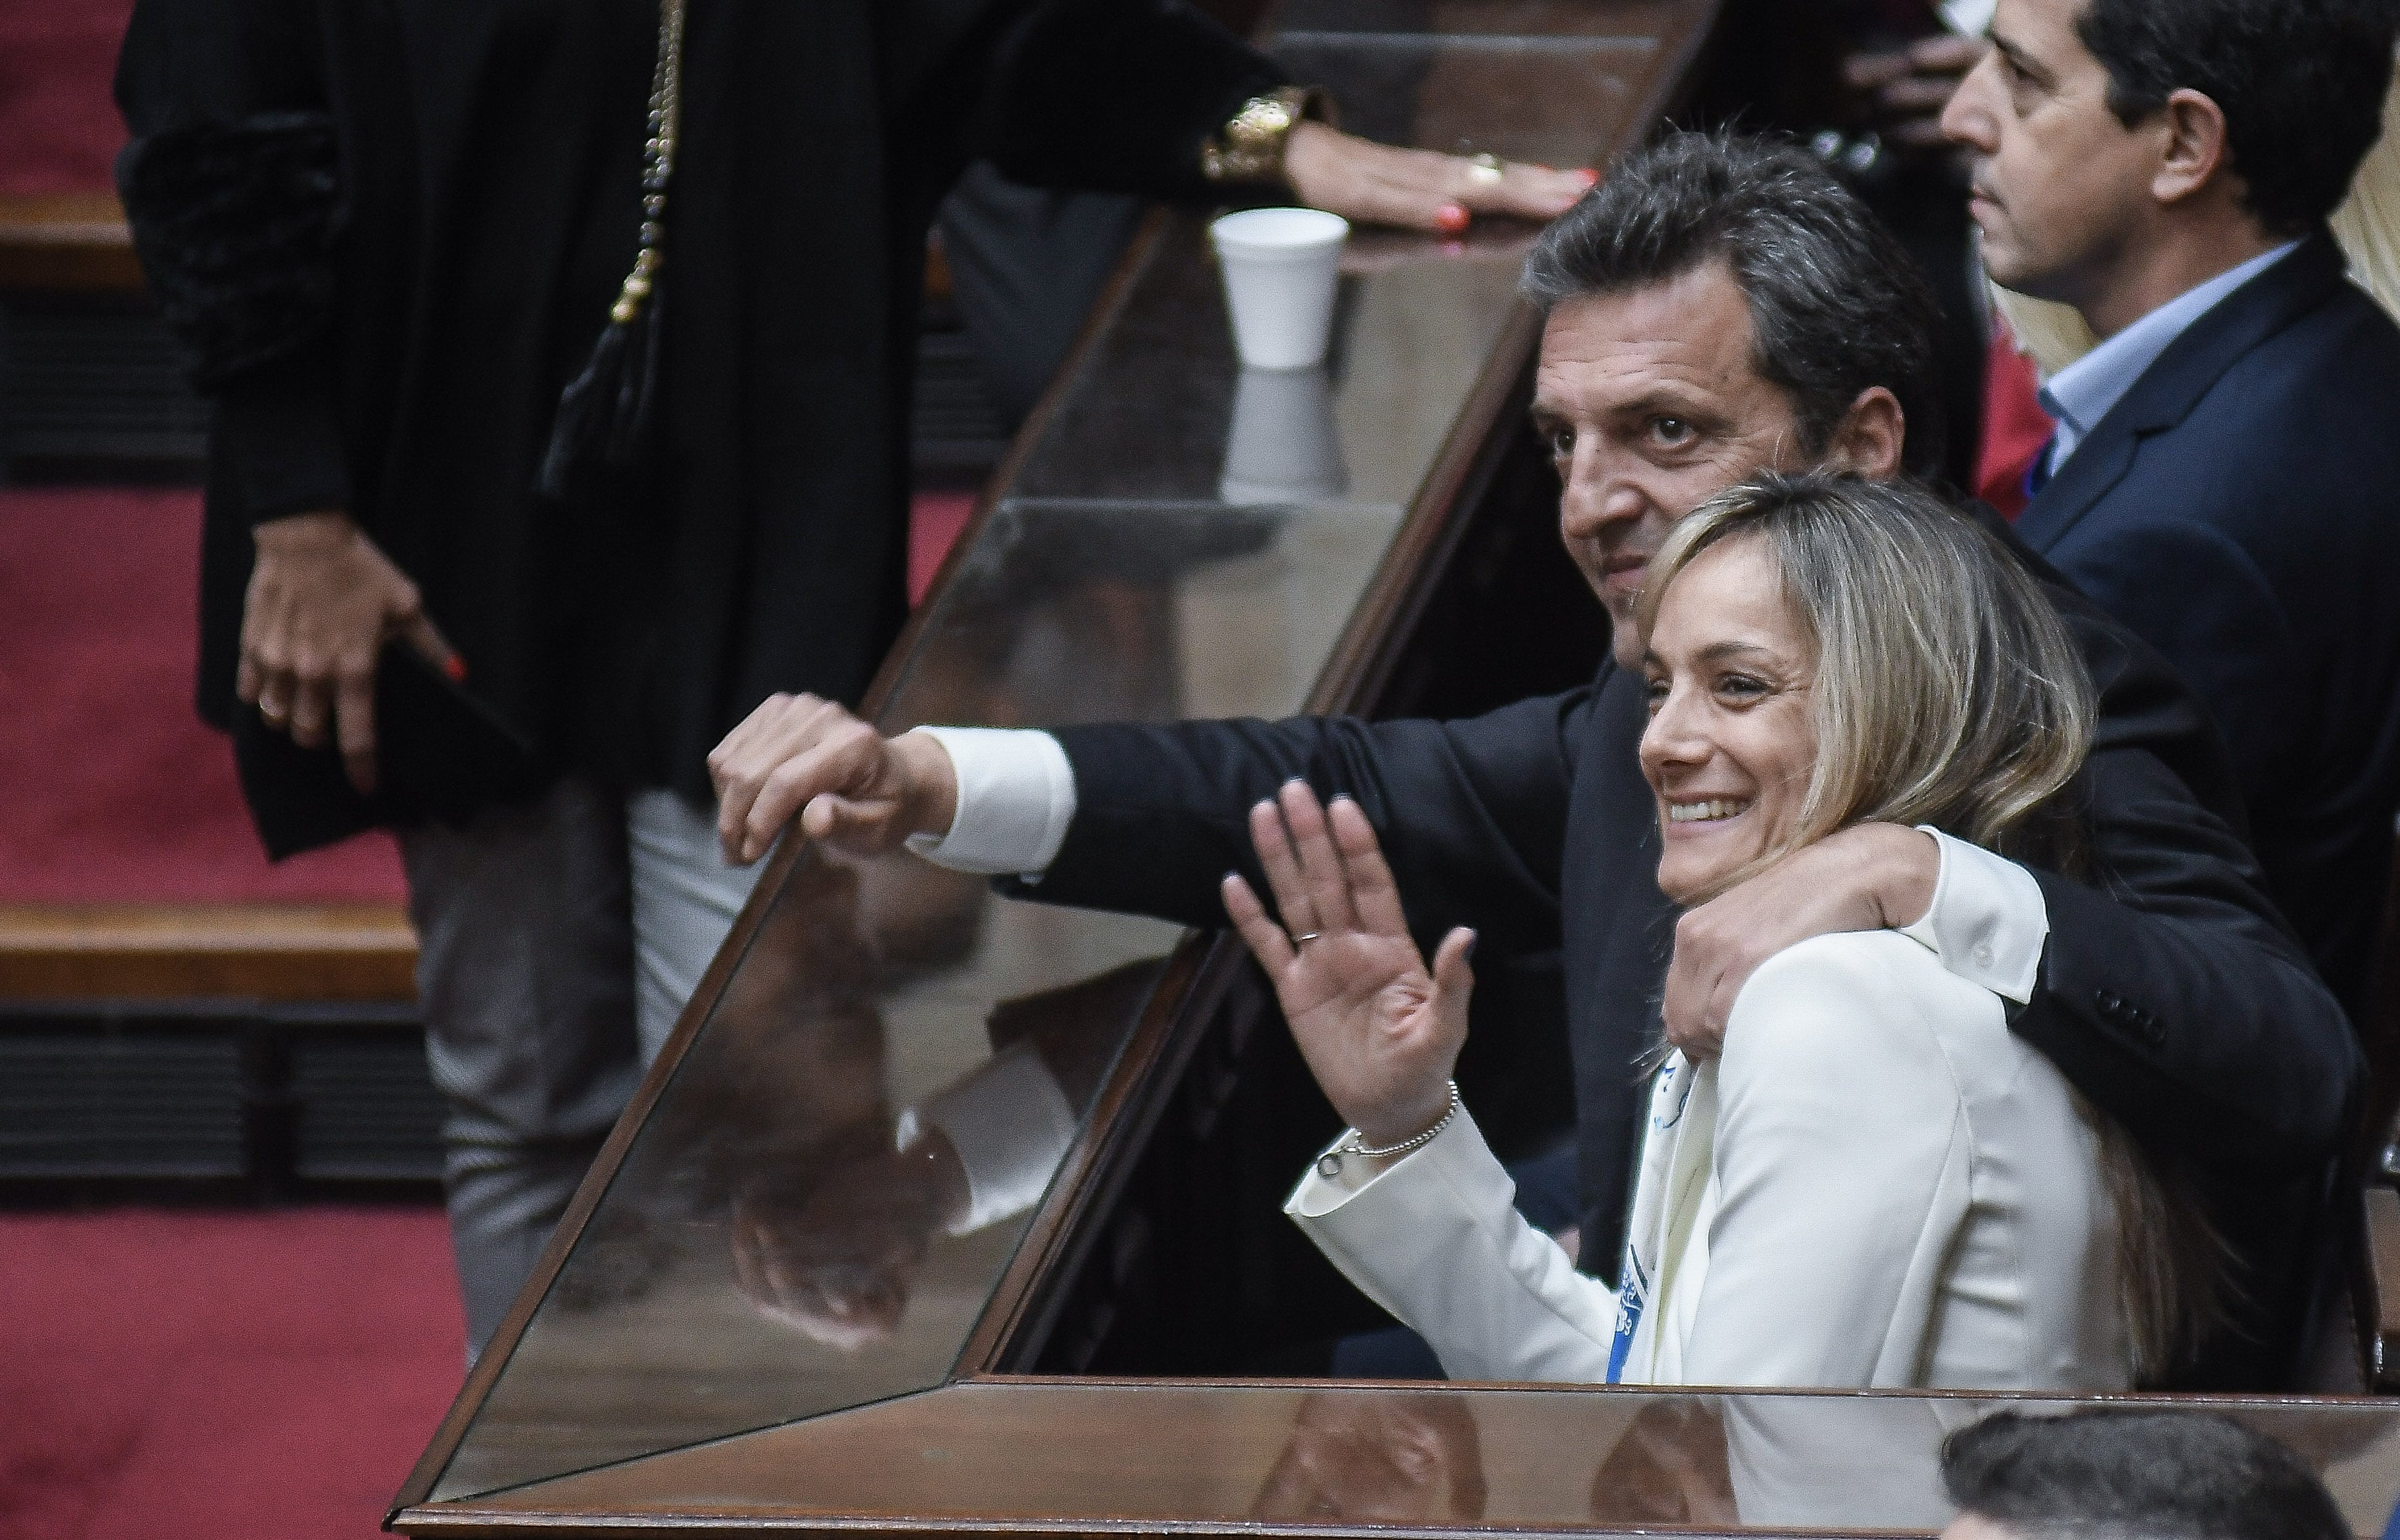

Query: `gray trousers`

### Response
(400, 779, 764, 1354)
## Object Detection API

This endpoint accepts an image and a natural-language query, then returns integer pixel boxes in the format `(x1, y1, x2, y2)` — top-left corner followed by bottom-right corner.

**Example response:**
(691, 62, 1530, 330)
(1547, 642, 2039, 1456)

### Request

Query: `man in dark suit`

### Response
(1943, 0, 2400, 1019)
(711, 132, 2357, 1388)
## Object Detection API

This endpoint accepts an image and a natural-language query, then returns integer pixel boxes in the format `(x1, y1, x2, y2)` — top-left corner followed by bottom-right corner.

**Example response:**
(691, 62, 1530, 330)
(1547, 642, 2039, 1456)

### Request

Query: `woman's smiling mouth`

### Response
(1666, 798, 1751, 824)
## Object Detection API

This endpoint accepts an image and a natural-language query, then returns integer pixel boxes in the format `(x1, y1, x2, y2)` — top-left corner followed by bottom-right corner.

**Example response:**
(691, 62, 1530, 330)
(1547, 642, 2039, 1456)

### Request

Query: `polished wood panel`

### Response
(0, 903, 416, 1002)
(0, 192, 143, 293)
(404, 1379, 2400, 1539)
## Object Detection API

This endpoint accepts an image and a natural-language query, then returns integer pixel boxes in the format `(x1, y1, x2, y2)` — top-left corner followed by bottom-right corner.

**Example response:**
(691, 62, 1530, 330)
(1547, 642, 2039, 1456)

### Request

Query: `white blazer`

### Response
(1287, 928, 2134, 1391)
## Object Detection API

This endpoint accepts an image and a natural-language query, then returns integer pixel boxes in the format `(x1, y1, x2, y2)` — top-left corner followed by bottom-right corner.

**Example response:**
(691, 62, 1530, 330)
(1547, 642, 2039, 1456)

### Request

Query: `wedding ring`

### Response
(1465, 152, 1505, 187)
(1291, 930, 1324, 944)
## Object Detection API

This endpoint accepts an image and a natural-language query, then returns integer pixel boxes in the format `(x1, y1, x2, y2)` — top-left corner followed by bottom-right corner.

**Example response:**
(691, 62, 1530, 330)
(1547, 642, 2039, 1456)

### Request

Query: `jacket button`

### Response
(1972, 944, 1995, 969)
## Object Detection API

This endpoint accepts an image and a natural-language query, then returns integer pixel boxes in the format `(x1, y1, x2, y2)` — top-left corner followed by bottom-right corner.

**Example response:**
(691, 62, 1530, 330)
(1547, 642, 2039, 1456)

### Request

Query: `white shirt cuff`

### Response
(1898, 825, 2048, 1004)
(893, 1042, 1082, 1235)
(902, 726, 1076, 879)
(1285, 1114, 1474, 1216)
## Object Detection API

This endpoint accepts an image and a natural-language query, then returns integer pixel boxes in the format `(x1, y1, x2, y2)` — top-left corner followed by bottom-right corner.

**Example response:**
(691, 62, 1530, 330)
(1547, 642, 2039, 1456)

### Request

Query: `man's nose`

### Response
(1939, 57, 1995, 150)
(1559, 455, 1647, 540)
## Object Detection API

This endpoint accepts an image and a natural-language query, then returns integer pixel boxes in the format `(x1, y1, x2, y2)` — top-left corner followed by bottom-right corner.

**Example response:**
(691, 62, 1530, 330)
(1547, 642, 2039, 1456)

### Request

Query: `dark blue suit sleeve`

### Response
(1009, 690, 1589, 959)
(2055, 521, 2302, 796)
(2003, 561, 2356, 1174)
(2019, 748, 2356, 1171)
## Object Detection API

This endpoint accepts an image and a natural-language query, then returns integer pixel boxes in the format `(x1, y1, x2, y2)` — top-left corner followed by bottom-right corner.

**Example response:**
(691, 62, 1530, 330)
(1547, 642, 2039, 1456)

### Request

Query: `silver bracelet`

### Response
(1316, 1081, 1460, 1176)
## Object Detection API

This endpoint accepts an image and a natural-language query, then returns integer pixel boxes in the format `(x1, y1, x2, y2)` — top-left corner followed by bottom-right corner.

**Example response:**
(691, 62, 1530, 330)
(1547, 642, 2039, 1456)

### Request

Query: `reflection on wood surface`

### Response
(418, 1380, 2400, 1537)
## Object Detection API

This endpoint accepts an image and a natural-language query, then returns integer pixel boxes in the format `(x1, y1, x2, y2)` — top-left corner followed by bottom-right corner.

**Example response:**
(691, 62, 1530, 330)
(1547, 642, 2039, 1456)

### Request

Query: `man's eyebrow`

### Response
(1987, 27, 2052, 88)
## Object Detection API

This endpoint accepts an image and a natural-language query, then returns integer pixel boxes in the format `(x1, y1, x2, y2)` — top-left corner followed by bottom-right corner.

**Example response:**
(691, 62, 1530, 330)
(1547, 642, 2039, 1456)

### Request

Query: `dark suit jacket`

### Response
(2018, 232, 2400, 1021)
(1006, 507, 2358, 1389)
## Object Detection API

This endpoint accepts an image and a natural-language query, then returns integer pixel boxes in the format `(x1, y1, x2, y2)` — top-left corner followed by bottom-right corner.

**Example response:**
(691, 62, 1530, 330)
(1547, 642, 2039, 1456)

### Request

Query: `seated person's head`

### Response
(1520, 130, 1945, 666)
(1633, 472, 2093, 907)
(1943, 0, 2398, 325)
(1939, 1407, 2348, 1540)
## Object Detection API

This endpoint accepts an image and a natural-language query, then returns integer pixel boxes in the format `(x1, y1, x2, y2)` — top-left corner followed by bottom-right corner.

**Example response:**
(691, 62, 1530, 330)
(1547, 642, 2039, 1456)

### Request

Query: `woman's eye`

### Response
(1642, 676, 1669, 711)
(1714, 673, 1768, 702)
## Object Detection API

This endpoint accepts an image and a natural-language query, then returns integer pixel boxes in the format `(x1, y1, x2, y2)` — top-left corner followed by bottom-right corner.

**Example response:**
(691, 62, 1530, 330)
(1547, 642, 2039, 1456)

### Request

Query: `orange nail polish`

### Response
(1575, 168, 1601, 188)
(443, 654, 469, 684)
(1434, 203, 1470, 234)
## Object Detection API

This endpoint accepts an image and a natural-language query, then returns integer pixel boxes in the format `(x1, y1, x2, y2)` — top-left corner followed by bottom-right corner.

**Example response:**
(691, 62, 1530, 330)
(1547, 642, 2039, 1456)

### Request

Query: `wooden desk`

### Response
(385, 5, 2400, 1535)
(0, 191, 141, 294)
(0, 903, 416, 1002)
(401, 1380, 2400, 1537)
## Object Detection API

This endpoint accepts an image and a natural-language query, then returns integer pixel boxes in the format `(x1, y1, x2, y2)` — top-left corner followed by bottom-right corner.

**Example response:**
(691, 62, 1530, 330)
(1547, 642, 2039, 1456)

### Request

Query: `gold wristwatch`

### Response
(1200, 85, 1336, 186)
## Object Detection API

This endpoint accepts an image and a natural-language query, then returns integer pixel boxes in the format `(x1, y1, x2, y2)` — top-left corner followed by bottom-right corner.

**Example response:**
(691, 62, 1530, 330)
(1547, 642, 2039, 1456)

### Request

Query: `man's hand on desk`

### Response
(709, 693, 956, 865)
(1285, 121, 1596, 234)
(1662, 822, 1939, 1061)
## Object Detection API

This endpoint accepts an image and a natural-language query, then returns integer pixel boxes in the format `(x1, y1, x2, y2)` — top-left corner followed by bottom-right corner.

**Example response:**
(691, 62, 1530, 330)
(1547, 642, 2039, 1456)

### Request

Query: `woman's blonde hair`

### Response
(1634, 472, 2095, 897)
(1634, 470, 2218, 1384)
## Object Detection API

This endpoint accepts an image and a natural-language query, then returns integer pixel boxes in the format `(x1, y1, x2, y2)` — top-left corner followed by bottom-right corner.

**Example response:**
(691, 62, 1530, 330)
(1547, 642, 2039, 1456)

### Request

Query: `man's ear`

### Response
(1823, 386, 1906, 480)
(2153, 86, 2232, 207)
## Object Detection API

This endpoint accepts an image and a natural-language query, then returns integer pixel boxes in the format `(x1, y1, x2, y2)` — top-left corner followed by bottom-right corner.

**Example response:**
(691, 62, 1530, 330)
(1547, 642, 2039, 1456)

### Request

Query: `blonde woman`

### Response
(1225, 473, 2201, 1393)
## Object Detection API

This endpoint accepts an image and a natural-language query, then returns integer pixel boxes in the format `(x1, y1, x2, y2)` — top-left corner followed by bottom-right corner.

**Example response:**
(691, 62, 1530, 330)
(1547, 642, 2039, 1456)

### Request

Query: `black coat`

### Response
(2019, 232, 2400, 1023)
(113, 0, 1283, 852)
(1012, 507, 2361, 1389)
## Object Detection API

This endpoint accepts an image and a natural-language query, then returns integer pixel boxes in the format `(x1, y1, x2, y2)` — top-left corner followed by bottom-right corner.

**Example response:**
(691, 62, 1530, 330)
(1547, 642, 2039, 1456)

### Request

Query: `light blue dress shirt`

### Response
(2040, 240, 2302, 475)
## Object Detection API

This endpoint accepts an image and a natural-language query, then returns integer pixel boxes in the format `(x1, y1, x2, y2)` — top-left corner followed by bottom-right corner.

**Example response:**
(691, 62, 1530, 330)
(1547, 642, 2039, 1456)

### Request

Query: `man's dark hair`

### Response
(1940, 1409, 2349, 1540)
(1520, 129, 1947, 480)
(2077, 0, 2400, 235)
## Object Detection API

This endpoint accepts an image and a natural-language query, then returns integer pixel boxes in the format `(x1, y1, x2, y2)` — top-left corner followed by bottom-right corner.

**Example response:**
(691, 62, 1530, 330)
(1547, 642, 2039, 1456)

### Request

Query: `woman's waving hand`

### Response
(1220, 781, 1475, 1149)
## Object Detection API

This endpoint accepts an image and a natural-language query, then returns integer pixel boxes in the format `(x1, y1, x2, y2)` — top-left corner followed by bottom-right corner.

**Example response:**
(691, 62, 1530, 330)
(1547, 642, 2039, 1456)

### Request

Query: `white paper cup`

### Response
(1210, 207, 1349, 371)
(1221, 365, 1346, 504)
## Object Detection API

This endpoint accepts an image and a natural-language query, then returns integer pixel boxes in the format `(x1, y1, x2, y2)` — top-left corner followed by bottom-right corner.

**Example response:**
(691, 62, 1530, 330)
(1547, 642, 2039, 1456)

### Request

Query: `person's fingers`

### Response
(751, 733, 870, 860)
(723, 700, 872, 860)
(1429, 926, 1477, 1008)
(1454, 160, 1593, 220)
(1881, 73, 1962, 113)
(1223, 872, 1297, 977)
(286, 669, 337, 749)
(1885, 116, 1956, 150)
(712, 695, 796, 856)
(397, 611, 461, 678)
(1842, 47, 1912, 90)
(1659, 916, 1707, 1051)
(251, 668, 289, 723)
(717, 771, 763, 864)
(1702, 966, 1746, 1055)
(1908, 31, 1984, 71)
(1325, 796, 1409, 939)
(333, 654, 379, 795)
(1355, 174, 1456, 232)
(1662, 905, 1741, 1060)
(1250, 796, 1318, 934)
(245, 609, 293, 721)
(730, 1211, 793, 1312)
(1278, 780, 1358, 933)
(800, 792, 894, 850)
